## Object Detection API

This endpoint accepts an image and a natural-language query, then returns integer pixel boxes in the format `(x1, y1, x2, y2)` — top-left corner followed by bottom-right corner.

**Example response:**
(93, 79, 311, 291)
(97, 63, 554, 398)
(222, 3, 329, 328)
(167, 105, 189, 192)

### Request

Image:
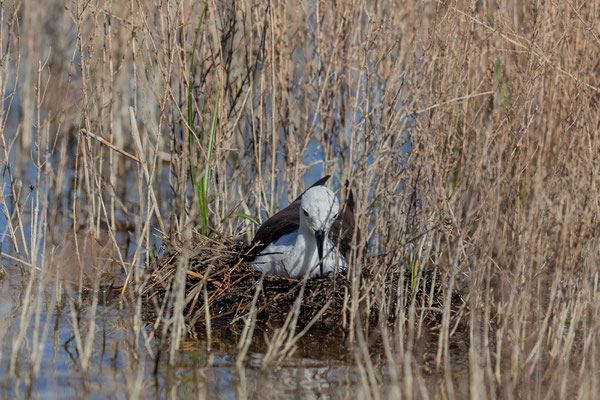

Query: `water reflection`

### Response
(0, 265, 360, 399)
(244, 355, 343, 399)
(175, 327, 355, 399)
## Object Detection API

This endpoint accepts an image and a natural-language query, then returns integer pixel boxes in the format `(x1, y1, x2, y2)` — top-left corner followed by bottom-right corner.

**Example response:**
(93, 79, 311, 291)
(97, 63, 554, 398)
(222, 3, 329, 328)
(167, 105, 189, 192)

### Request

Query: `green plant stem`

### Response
(188, 1, 209, 186)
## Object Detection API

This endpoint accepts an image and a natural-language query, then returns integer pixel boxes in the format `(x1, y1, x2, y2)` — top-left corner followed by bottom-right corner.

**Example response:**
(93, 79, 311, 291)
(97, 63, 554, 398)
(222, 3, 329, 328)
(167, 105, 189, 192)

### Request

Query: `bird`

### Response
(248, 176, 355, 278)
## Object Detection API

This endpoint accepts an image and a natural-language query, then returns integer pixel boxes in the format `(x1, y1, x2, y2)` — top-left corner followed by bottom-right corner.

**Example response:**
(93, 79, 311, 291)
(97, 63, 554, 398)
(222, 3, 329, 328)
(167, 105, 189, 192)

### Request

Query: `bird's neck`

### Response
(294, 221, 318, 275)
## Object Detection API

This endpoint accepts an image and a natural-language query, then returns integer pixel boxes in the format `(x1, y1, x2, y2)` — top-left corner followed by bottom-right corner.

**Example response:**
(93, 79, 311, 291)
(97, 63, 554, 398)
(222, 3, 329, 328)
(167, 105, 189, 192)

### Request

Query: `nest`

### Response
(146, 232, 450, 333)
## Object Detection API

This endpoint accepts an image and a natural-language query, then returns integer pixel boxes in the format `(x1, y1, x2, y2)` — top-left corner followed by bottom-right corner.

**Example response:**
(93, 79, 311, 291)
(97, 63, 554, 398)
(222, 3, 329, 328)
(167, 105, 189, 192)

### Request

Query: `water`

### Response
(0, 264, 366, 398)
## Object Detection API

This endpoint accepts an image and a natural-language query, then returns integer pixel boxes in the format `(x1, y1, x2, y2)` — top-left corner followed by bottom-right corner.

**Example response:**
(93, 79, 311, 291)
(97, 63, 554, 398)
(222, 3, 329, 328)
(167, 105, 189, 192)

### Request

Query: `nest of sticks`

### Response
(146, 232, 451, 332)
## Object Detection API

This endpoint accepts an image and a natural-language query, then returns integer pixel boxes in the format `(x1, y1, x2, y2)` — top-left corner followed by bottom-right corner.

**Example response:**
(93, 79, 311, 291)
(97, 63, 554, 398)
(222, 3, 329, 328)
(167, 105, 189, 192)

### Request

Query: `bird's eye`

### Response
(333, 213, 339, 219)
(303, 209, 309, 217)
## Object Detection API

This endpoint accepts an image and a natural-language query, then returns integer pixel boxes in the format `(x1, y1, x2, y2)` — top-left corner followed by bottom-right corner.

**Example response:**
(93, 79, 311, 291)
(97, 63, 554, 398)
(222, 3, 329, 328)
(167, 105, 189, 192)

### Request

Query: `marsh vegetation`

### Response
(0, 0, 599, 398)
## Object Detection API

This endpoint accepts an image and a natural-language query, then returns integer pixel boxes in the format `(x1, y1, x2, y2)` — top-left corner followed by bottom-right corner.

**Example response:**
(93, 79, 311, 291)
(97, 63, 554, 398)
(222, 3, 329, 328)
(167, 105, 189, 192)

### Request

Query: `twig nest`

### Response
(146, 232, 453, 333)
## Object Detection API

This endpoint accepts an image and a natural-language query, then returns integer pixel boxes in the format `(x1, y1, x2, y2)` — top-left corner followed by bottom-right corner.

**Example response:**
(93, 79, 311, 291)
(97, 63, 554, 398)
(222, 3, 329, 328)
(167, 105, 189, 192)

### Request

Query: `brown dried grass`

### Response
(0, 0, 599, 397)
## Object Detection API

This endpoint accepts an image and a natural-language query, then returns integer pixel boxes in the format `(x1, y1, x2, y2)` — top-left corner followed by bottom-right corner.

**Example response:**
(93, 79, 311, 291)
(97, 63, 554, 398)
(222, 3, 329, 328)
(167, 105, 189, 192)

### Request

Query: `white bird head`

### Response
(300, 186, 340, 277)
(300, 186, 340, 233)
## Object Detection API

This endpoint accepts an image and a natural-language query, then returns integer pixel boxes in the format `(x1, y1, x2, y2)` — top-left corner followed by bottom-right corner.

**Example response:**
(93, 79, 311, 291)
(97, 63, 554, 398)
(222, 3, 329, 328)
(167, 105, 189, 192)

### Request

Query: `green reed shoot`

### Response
(187, 2, 219, 236)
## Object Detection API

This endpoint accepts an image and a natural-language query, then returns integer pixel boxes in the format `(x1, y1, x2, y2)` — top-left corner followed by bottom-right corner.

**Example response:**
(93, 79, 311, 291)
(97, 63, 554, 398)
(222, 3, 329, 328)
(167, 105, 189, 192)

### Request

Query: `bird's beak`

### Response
(314, 229, 326, 277)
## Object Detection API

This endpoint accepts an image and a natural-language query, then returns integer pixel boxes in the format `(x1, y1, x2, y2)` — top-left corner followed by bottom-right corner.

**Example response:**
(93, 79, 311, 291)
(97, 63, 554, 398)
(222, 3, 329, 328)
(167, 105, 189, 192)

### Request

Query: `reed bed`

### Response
(0, 0, 598, 398)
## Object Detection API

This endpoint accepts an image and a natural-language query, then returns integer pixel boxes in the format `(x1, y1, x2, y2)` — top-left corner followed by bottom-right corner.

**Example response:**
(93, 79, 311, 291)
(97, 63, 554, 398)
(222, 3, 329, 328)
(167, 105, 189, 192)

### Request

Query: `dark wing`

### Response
(329, 183, 355, 259)
(247, 176, 331, 257)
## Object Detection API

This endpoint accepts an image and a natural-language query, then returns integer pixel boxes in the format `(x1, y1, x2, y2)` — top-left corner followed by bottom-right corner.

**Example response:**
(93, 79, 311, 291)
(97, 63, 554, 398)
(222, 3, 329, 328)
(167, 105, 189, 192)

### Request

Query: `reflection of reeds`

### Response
(0, 0, 599, 397)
